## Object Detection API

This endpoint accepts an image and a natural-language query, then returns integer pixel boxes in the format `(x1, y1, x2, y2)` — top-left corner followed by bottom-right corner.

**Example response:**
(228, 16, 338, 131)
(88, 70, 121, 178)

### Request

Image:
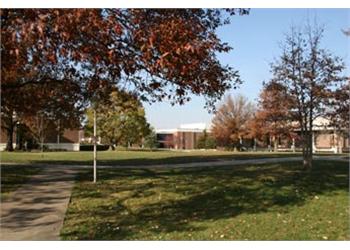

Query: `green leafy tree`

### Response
(205, 137, 217, 149)
(196, 130, 217, 149)
(143, 128, 159, 150)
(86, 90, 150, 150)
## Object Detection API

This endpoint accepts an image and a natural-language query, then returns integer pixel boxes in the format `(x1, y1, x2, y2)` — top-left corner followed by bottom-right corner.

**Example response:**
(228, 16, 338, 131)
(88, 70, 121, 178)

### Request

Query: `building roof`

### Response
(156, 123, 211, 134)
(293, 117, 343, 131)
(179, 123, 208, 130)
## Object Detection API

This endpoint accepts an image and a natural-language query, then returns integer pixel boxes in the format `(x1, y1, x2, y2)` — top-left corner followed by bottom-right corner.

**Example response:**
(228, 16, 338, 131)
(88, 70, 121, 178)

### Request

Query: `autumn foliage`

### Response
(1, 9, 247, 101)
(269, 24, 346, 168)
(1, 9, 248, 150)
(252, 81, 294, 151)
(211, 94, 255, 150)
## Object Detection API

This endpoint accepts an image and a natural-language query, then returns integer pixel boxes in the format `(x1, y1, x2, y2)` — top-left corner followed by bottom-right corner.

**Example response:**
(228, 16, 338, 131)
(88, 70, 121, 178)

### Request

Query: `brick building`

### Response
(297, 117, 349, 153)
(156, 123, 209, 150)
(155, 119, 349, 153)
(0, 126, 82, 151)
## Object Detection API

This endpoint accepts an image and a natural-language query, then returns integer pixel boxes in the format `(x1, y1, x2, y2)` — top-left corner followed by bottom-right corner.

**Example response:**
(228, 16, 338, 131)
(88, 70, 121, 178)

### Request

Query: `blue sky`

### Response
(144, 8, 350, 129)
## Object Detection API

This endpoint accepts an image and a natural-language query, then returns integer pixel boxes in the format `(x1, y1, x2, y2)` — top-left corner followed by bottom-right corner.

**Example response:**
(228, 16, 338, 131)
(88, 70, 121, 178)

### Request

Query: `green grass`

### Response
(61, 161, 349, 240)
(0, 150, 305, 166)
(1, 164, 41, 199)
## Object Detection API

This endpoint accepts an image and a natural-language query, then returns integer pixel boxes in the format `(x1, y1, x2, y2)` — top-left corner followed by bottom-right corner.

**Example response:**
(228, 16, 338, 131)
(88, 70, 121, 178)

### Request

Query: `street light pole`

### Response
(93, 109, 97, 183)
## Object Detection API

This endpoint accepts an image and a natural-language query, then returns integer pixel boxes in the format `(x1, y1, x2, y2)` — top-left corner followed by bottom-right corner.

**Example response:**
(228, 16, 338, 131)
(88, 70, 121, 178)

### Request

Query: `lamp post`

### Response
(93, 108, 97, 183)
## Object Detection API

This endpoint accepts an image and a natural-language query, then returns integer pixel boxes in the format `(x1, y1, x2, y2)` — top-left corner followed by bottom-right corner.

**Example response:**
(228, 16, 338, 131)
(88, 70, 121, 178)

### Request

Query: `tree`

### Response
(143, 128, 159, 150)
(24, 112, 52, 152)
(270, 24, 346, 169)
(254, 81, 294, 152)
(0, 80, 82, 151)
(1, 9, 248, 150)
(196, 130, 217, 149)
(120, 109, 150, 148)
(326, 82, 350, 153)
(211, 94, 255, 150)
(327, 82, 350, 131)
(85, 90, 150, 149)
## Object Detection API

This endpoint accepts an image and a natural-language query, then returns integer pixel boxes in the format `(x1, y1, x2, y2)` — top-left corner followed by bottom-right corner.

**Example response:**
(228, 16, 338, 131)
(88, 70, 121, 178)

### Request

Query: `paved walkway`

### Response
(0, 167, 78, 240)
(0, 155, 347, 240)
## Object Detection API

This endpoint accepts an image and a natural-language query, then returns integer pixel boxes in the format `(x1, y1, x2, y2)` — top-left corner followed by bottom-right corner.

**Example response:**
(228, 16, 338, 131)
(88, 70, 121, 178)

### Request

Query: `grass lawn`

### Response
(1, 164, 41, 199)
(61, 160, 349, 240)
(0, 150, 304, 166)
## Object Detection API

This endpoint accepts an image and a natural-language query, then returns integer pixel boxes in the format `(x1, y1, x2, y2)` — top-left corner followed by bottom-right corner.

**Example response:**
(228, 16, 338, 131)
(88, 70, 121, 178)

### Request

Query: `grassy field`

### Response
(0, 150, 304, 166)
(61, 160, 349, 240)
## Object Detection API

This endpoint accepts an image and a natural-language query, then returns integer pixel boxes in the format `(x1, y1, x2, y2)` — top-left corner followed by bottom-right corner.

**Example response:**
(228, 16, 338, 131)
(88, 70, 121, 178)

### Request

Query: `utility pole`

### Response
(93, 109, 97, 183)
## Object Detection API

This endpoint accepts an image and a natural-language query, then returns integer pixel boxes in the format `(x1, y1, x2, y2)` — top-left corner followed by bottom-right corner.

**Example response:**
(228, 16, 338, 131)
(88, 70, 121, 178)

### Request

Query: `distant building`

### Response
(241, 117, 349, 153)
(155, 119, 349, 153)
(294, 117, 349, 153)
(0, 127, 82, 151)
(156, 123, 210, 150)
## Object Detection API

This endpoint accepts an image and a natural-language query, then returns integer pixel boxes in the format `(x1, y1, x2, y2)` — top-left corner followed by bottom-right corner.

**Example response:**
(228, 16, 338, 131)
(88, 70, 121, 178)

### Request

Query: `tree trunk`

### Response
(15, 136, 23, 150)
(109, 143, 115, 151)
(5, 126, 14, 151)
(338, 133, 343, 154)
(273, 136, 278, 152)
(15, 125, 24, 150)
(303, 131, 313, 170)
(303, 156, 312, 170)
(301, 131, 307, 169)
(301, 131, 305, 162)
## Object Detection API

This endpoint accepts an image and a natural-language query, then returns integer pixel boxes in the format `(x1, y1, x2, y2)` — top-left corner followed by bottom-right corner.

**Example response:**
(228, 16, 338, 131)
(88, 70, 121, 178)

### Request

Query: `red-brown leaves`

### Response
(2, 8, 248, 121)
(253, 81, 293, 140)
(211, 94, 255, 148)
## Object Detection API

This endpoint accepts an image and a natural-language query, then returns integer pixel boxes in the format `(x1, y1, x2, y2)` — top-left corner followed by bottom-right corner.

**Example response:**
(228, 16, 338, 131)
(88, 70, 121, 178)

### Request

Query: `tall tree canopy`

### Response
(85, 90, 150, 149)
(1, 9, 248, 150)
(253, 81, 294, 151)
(143, 127, 159, 150)
(1, 80, 83, 150)
(270, 24, 346, 169)
(1, 9, 247, 103)
(327, 81, 350, 131)
(211, 94, 255, 150)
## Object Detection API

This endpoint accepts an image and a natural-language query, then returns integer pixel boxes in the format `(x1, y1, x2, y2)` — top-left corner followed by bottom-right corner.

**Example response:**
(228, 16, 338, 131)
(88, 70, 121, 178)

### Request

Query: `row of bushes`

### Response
(195, 131, 217, 149)
(79, 144, 110, 151)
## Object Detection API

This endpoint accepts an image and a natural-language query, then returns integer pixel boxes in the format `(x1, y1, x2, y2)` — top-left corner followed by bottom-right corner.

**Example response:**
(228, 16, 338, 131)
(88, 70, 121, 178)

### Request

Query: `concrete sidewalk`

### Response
(0, 167, 78, 240)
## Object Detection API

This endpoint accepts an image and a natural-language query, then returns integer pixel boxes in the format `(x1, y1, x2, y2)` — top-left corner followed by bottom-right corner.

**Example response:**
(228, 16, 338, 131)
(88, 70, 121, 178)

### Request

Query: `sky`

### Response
(144, 8, 350, 129)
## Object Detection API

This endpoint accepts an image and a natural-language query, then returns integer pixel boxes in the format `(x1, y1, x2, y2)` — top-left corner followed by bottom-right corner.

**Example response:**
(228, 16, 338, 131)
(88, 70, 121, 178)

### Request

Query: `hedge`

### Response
(79, 144, 110, 151)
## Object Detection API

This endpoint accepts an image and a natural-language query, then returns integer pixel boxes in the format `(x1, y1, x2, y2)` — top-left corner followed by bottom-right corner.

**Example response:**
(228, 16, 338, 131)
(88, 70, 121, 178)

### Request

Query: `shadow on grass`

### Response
(61, 161, 349, 240)
(31, 153, 302, 166)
